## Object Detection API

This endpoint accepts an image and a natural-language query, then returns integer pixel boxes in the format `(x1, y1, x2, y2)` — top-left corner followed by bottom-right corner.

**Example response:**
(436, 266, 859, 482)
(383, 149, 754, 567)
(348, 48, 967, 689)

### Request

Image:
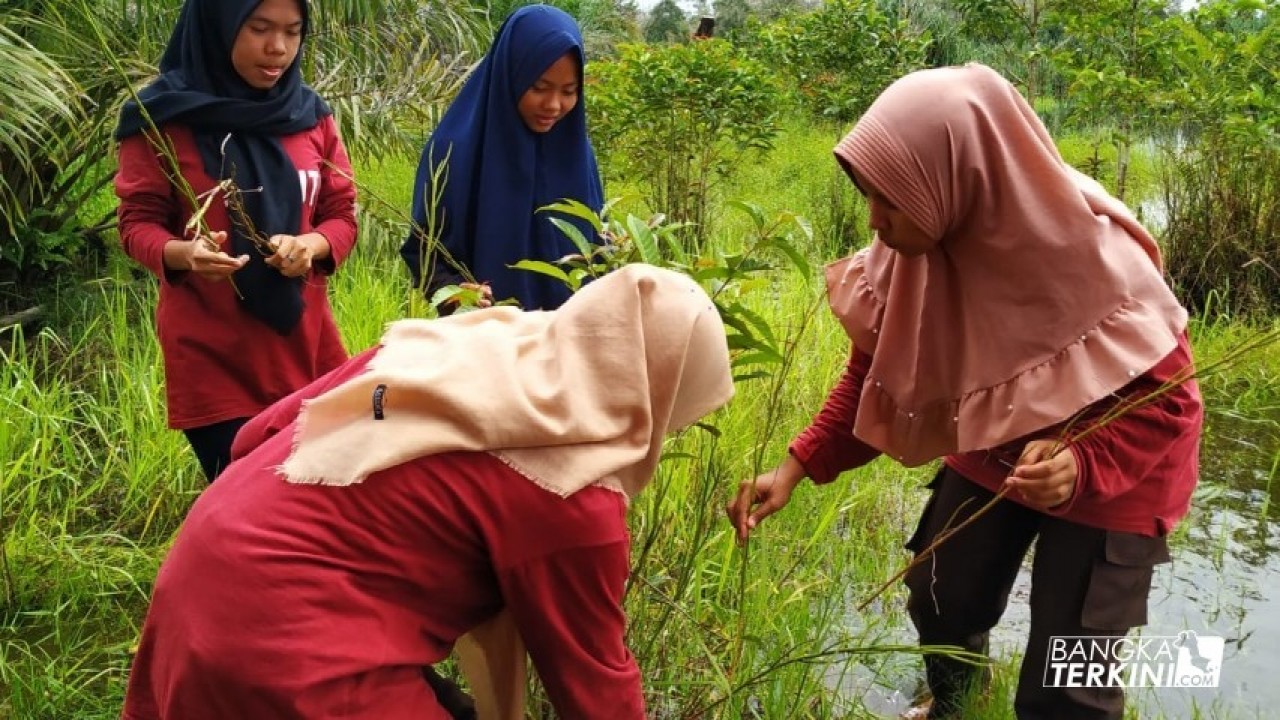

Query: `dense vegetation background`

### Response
(1, 1, 1277, 718)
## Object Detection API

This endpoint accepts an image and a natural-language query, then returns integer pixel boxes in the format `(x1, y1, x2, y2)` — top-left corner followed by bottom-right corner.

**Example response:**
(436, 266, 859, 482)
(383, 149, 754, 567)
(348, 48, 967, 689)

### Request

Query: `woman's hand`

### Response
(167, 232, 248, 280)
(458, 282, 494, 309)
(1006, 438, 1077, 510)
(266, 232, 330, 278)
(725, 455, 806, 545)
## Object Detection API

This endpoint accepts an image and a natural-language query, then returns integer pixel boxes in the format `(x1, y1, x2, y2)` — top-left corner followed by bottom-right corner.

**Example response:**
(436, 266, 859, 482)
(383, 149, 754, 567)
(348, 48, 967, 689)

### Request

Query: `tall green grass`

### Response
(2, 123, 1277, 719)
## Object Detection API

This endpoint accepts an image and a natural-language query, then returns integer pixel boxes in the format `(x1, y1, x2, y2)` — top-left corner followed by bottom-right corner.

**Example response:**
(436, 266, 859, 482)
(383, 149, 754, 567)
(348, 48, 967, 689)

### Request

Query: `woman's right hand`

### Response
(725, 455, 806, 545)
(458, 282, 494, 309)
(166, 232, 248, 280)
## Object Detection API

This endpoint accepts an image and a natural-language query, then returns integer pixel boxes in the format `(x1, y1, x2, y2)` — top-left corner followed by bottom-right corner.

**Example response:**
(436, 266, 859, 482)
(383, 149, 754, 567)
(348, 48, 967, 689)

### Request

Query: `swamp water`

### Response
(848, 412, 1279, 719)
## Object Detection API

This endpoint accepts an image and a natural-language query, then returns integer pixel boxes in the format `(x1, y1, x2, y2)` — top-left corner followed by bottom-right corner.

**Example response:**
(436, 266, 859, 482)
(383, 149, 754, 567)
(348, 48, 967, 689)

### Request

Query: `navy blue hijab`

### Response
(115, 0, 330, 335)
(401, 4, 605, 311)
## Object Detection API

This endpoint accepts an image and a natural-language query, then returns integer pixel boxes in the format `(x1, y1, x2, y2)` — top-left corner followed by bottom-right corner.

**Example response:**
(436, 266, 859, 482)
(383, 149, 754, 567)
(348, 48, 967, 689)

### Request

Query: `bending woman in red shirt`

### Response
(114, 0, 357, 481)
(726, 64, 1203, 720)
(120, 264, 735, 720)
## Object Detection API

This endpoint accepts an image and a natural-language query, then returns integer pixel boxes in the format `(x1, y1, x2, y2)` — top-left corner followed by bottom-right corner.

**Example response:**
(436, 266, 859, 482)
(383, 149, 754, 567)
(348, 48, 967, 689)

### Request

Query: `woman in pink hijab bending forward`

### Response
(122, 263, 734, 720)
(727, 64, 1203, 720)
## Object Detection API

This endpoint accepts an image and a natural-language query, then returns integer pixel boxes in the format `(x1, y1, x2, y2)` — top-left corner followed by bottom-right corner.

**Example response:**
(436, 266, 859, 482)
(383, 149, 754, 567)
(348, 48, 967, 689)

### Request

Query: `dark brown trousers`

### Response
(904, 466, 1170, 720)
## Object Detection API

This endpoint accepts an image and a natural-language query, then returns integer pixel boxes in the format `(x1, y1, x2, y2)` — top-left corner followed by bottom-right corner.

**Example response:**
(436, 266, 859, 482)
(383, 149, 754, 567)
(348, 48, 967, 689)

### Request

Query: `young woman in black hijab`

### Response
(114, 0, 357, 482)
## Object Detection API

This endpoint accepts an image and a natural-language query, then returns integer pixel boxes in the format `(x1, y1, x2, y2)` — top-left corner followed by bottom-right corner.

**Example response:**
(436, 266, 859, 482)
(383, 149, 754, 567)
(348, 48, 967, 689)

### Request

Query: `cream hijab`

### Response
(281, 263, 734, 495)
(827, 63, 1188, 466)
(279, 264, 732, 720)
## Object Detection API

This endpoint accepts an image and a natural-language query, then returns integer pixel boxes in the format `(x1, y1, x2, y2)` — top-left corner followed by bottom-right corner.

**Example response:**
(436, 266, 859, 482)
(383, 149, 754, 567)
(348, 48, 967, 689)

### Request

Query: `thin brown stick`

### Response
(221, 180, 278, 255)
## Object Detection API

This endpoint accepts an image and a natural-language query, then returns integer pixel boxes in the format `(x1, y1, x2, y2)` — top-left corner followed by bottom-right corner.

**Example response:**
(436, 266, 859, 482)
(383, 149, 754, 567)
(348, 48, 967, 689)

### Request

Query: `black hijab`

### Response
(116, 0, 330, 335)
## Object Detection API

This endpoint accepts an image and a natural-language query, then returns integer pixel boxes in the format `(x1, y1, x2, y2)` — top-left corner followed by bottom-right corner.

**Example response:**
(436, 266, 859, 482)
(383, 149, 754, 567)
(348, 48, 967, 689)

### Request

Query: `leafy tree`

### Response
(589, 40, 782, 247)
(484, 0, 546, 23)
(953, 0, 1035, 41)
(754, 0, 811, 22)
(713, 0, 752, 36)
(880, 0, 967, 67)
(482, 0, 642, 57)
(645, 0, 689, 43)
(1157, 0, 1280, 316)
(740, 0, 931, 121)
(950, 0, 1069, 107)
(577, 0, 644, 57)
(1051, 0, 1180, 199)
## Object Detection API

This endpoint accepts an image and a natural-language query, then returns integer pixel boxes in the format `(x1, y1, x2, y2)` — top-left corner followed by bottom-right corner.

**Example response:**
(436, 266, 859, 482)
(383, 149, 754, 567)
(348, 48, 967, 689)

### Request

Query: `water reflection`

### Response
(1126, 413, 1279, 719)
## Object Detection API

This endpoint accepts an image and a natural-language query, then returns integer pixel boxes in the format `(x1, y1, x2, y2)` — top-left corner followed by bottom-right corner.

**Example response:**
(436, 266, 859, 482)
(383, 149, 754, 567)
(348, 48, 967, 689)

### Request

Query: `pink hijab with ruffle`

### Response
(827, 63, 1187, 466)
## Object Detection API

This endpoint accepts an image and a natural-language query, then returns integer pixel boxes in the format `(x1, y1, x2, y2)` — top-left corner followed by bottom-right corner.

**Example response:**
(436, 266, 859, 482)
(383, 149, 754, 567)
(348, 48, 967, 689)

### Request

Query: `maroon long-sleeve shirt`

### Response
(789, 334, 1203, 536)
(121, 349, 645, 720)
(115, 116, 357, 429)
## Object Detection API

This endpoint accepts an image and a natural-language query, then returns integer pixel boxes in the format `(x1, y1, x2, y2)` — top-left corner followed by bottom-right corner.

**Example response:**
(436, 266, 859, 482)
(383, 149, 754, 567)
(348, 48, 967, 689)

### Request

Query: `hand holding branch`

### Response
(167, 231, 248, 281)
(266, 232, 331, 278)
(725, 455, 806, 545)
(456, 282, 494, 309)
(1005, 438, 1077, 510)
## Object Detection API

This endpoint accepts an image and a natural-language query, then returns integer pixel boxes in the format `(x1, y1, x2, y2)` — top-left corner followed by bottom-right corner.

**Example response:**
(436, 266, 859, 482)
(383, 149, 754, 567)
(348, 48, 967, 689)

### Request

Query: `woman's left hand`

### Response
(1006, 438, 1077, 510)
(267, 233, 331, 278)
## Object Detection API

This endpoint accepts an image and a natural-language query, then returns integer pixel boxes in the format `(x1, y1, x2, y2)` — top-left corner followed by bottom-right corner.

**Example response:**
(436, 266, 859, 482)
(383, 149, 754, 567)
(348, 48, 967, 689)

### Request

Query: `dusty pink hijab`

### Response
(827, 63, 1188, 466)
(281, 263, 734, 496)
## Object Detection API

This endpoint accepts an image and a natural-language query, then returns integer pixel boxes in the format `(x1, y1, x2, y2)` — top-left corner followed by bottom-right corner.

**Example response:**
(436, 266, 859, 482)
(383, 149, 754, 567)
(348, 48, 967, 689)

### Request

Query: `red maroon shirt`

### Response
(115, 116, 357, 429)
(789, 334, 1203, 536)
(121, 350, 645, 719)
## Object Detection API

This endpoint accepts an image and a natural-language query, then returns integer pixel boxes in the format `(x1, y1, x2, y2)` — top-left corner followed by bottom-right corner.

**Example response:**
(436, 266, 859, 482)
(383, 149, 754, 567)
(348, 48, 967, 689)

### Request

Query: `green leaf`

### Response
(547, 217, 593, 257)
(538, 199, 603, 234)
(733, 350, 783, 367)
(428, 285, 466, 308)
(510, 260, 574, 288)
(662, 228, 690, 266)
(689, 266, 735, 282)
(726, 332, 769, 353)
(690, 421, 722, 438)
(625, 215, 661, 265)
(764, 236, 812, 279)
(726, 199, 766, 229)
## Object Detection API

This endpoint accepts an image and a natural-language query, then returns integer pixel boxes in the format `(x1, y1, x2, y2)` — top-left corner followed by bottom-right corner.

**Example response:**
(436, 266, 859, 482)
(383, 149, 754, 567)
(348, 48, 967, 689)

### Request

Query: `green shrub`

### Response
(1158, 0, 1280, 318)
(589, 40, 782, 249)
(737, 0, 930, 123)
